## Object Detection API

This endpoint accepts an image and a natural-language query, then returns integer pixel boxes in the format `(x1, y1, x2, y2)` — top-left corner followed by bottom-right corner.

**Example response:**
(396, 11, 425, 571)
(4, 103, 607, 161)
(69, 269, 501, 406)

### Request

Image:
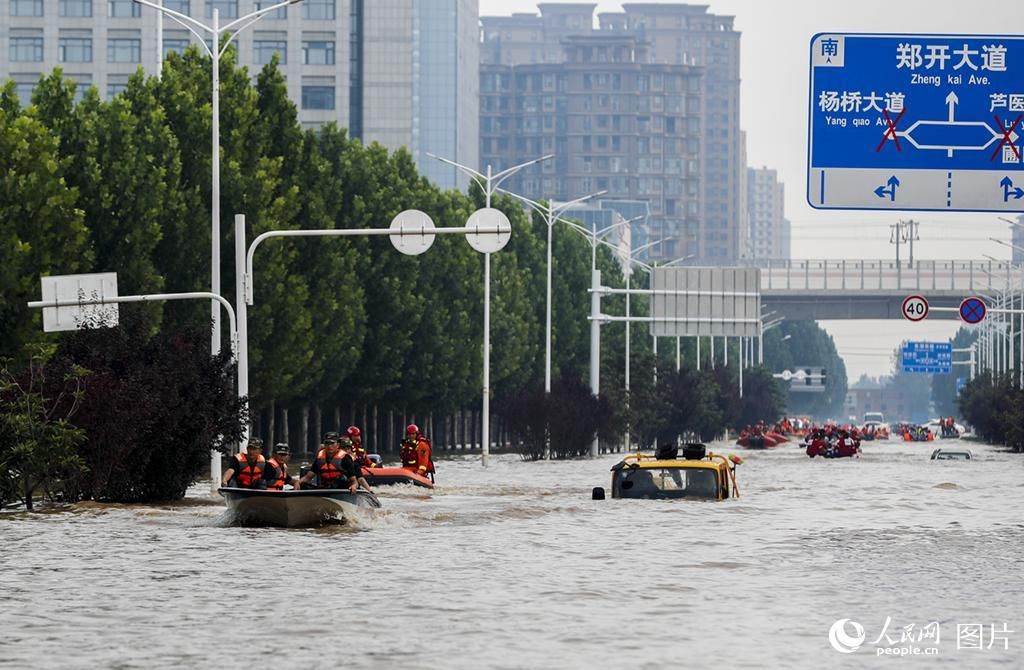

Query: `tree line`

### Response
(1, 49, 846, 504)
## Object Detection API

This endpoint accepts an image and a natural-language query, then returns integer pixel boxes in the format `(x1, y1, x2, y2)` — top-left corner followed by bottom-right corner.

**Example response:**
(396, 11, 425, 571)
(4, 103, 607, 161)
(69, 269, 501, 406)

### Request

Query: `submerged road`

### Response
(1, 439, 1021, 668)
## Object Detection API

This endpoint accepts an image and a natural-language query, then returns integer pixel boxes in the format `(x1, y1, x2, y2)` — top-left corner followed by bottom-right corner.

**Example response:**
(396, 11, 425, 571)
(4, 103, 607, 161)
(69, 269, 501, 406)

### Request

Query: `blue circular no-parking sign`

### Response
(959, 297, 987, 324)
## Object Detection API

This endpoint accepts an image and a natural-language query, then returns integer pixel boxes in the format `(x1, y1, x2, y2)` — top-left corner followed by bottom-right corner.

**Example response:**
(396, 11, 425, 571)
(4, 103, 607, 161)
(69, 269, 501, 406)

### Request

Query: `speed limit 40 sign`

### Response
(902, 295, 929, 322)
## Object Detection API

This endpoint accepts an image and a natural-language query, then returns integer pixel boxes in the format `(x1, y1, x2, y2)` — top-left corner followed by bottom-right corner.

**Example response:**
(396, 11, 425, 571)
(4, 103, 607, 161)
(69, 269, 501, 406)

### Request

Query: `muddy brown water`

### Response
(1, 439, 1021, 668)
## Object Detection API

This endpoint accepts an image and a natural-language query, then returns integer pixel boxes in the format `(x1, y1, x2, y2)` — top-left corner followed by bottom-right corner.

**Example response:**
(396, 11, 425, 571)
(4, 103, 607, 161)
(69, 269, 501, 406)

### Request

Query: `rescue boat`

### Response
(362, 467, 434, 489)
(736, 433, 785, 448)
(592, 444, 743, 501)
(218, 487, 381, 527)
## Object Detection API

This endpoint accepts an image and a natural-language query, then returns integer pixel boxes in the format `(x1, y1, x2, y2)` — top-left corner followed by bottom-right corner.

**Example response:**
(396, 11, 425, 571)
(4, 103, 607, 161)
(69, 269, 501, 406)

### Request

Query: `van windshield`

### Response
(616, 467, 720, 499)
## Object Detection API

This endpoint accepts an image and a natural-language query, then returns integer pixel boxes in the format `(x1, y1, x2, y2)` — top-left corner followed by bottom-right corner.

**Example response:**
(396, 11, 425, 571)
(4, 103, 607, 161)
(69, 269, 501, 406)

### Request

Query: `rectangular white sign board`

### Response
(650, 267, 760, 337)
(40, 273, 119, 332)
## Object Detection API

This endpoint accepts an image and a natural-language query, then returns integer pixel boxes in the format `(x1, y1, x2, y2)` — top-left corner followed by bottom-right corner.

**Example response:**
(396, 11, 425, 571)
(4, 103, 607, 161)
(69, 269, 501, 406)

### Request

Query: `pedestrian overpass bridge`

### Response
(746, 259, 1022, 320)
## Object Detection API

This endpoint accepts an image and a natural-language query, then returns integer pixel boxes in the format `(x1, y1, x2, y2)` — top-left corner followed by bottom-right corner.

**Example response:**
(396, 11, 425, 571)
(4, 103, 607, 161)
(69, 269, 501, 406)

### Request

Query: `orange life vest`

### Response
(314, 448, 352, 487)
(265, 457, 288, 490)
(350, 438, 372, 467)
(234, 452, 266, 488)
(415, 437, 435, 474)
(400, 438, 418, 468)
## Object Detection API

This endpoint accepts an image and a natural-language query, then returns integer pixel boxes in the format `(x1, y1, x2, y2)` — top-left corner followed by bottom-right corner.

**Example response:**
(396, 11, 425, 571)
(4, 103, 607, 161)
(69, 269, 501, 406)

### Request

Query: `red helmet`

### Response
(346, 425, 361, 438)
(406, 424, 419, 435)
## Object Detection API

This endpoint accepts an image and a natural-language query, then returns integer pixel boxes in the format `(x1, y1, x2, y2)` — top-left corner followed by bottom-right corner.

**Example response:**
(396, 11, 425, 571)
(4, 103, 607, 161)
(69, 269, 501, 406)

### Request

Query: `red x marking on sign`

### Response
(991, 114, 1023, 161)
(876, 108, 906, 153)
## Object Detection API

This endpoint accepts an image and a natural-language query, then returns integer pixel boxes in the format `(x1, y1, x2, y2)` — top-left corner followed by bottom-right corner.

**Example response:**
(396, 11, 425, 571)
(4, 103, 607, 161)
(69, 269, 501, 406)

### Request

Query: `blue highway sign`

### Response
(808, 34, 1024, 212)
(902, 341, 953, 374)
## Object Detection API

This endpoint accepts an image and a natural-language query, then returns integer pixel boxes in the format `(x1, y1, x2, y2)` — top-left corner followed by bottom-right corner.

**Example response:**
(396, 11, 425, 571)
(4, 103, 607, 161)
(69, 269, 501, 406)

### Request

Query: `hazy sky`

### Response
(481, 0, 1024, 378)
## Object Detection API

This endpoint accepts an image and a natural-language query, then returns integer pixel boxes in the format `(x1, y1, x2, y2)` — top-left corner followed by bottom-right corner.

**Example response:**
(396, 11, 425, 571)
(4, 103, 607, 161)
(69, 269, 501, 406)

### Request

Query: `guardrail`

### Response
(741, 259, 1022, 293)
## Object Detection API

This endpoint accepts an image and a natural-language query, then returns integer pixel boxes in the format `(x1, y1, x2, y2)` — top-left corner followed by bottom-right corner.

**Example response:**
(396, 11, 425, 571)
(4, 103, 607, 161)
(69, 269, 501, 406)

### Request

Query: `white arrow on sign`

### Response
(902, 295, 929, 322)
(389, 209, 436, 255)
(465, 208, 512, 254)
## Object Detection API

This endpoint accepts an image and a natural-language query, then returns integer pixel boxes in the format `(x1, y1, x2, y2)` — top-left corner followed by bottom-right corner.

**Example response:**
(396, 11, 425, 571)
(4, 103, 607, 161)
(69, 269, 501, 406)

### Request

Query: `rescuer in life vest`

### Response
(400, 424, 435, 482)
(346, 425, 373, 469)
(263, 443, 296, 490)
(221, 438, 267, 488)
(296, 433, 370, 493)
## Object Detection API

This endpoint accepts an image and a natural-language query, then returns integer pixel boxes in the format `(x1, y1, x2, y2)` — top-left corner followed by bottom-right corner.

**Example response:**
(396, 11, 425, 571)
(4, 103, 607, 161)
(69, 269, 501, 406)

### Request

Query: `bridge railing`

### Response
(744, 259, 1023, 293)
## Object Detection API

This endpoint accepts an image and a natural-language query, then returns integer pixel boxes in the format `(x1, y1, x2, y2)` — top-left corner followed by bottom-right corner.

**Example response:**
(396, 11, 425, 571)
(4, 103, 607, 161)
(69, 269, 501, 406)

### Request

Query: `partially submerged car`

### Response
(930, 448, 975, 461)
(593, 443, 743, 501)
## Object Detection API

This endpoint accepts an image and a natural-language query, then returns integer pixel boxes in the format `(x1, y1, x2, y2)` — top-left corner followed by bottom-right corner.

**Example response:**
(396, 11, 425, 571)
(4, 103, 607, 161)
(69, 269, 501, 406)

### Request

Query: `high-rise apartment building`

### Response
(746, 167, 790, 260)
(0, 0, 477, 189)
(481, 33, 701, 260)
(480, 2, 743, 264)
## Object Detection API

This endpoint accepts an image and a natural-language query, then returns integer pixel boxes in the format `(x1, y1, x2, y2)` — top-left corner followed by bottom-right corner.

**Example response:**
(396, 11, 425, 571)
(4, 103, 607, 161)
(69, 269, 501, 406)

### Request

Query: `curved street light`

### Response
(133, 0, 304, 359)
(426, 154, 553, 466)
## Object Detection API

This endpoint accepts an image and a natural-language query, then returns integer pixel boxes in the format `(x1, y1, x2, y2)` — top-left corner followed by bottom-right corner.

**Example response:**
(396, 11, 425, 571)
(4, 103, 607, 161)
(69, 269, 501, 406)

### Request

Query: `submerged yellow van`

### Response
(593, 444, 743, 501)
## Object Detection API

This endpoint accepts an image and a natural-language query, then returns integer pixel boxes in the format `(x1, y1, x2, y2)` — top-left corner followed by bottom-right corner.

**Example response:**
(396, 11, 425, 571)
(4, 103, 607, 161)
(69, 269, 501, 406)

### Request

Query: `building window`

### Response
(302, 40, 335, 65)
(60, 0, 92, 17)
(163, 38, 190, 57)
(255, 0, 286, 19)
(303, 0, 334, 20)
(59, 37, 93, 63)
(10, 37, 44, 62)
(164, 0, 189, 13)
(108, 0, 140, 17)
(205, 0, 238, 18)
(15, 81, 37, 107)
(108, 38, 141, 63)
(253, 40, 287, 64)
(107, 83, 128, 98)
(68, 75, 92, 102)
(11, 0, 43, 16)
(302, 85, 334, 110)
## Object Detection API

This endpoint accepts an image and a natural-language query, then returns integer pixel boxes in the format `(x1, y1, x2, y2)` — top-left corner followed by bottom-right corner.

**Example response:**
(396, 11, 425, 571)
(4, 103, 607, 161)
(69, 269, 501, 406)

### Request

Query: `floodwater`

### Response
(1, 439, 1022, 669)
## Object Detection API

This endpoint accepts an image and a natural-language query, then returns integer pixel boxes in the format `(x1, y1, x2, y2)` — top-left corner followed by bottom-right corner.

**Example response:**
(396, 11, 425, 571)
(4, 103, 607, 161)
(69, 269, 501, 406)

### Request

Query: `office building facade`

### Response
(0, 0, 477, 189)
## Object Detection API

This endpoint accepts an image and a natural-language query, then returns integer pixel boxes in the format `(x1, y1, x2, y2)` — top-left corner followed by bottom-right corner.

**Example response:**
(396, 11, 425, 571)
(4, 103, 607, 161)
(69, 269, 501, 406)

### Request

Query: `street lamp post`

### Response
(990, 238, 1024, 388)
(621, 240, 667, 397)
(498, 189, 607, 396)
(133, 0, 303, 359)
(427, 154, 553, 466)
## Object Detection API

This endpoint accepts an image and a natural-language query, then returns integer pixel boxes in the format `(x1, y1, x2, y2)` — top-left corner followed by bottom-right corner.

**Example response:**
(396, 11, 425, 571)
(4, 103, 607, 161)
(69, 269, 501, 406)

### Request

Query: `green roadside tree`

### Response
(341, 144, 426, 408)
(735, 366, 787, 429)
(32, 72, 182, 310)
(0, 83, 94, 362)
(0, 345, 88, 510)
(399, 189, 482, 415)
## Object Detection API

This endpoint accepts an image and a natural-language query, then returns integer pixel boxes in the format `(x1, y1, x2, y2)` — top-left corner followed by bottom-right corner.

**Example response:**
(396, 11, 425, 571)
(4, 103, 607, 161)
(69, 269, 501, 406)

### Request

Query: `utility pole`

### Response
(889, 222, 902, 288)
(903, 220, 919, 268)
(890, 220, 920, 278)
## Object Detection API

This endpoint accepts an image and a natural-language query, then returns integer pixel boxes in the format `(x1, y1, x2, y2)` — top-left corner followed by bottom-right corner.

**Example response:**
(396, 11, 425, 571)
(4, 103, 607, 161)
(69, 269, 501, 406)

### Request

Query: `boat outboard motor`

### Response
(683, 443, 707, 460)
(368, 454, 383, 467)
(656, 444, 679, 460)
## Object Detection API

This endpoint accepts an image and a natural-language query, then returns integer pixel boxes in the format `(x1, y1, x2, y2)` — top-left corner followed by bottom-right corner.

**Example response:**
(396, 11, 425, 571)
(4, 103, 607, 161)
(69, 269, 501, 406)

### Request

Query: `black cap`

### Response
(324, 431, 340, 442)
(247, 438, 263, 449)
(273, 443, 290, 455)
